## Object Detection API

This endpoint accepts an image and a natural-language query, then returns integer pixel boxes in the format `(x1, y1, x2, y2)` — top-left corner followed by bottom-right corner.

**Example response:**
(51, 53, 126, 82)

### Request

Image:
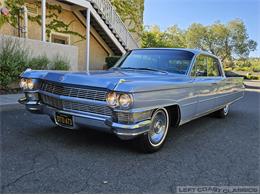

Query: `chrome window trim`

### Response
(188, 54, 225, 78)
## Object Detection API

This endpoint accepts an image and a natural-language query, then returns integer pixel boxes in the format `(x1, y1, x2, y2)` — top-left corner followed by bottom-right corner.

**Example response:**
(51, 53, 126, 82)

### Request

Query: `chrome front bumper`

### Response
(19, 97, 151, 140)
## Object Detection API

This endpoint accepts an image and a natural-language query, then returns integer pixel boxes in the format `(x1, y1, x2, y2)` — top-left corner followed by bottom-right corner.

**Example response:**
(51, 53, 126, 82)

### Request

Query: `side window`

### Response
(191, 55, 222, 77)
(191, 55, 207, 77)
(207, 57, 221, 77)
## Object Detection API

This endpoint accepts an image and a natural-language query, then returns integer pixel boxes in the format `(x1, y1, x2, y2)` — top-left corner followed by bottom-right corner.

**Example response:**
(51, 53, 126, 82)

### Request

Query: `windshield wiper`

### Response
(120, 67, 168, 74)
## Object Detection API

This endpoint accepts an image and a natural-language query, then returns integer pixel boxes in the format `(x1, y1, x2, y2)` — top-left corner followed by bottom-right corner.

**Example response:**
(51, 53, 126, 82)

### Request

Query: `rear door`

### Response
(208, 57, 227, 108)
(191, 55, 222, 115)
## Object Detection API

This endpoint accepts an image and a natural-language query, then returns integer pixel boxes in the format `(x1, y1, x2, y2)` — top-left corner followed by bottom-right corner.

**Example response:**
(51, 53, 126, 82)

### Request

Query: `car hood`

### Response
(22, 69, 192, 92)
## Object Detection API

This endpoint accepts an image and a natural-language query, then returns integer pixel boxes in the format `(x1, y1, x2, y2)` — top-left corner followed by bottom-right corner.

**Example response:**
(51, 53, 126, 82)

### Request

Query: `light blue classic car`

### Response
(19, 49, 244, 152)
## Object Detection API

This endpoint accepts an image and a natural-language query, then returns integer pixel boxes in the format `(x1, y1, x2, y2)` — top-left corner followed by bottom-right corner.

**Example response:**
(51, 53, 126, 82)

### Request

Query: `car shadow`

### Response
(28, 120, 137, 153)
(27, 114, 216, 154)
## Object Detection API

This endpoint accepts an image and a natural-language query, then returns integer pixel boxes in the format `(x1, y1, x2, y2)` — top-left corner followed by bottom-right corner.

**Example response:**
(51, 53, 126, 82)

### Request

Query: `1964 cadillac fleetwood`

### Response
(19, 49, 244, 152)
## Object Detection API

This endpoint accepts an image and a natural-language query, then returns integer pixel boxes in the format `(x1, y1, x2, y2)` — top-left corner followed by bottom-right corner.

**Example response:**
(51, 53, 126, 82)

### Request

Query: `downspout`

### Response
(20, 5, 28, 38)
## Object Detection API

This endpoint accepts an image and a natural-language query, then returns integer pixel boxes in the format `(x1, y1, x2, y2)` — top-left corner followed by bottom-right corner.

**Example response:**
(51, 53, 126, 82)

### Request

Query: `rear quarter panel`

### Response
(216, 77, 245, 106)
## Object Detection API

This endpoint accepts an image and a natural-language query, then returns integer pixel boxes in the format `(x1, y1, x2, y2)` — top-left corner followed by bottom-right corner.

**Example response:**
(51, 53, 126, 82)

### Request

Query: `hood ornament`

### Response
(114, 79, 126, 89)
(118, 79, 126, 84)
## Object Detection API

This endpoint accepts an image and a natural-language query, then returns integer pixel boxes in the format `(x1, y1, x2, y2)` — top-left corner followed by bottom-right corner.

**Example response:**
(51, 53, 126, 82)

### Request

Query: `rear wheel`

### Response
(214, 104, 229, 118)
(136, 108, 170, 153)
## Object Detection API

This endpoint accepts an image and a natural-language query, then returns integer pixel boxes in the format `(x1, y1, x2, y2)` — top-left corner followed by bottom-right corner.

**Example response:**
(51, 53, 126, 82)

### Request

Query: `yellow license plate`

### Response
(55, 112, 73, 127)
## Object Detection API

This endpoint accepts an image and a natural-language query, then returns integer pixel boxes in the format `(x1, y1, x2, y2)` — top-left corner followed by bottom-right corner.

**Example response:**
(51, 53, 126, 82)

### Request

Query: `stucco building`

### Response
(0, 0, 143, 71)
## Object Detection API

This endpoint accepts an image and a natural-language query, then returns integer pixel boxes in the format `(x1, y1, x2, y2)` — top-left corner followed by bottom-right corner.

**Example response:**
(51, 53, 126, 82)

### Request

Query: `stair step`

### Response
(82, 2, 136, 53)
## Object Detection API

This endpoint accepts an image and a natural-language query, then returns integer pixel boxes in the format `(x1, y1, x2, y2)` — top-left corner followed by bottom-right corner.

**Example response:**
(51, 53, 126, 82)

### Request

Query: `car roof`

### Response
(131, 48, 219, 59)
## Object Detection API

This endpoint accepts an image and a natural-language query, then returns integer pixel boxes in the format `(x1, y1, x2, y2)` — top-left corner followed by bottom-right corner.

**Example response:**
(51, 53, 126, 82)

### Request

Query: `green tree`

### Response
(110, 0, 144, 39)
(164, 25, 186, 48)
(185, 23, 208, 49)
(185, 19, 257, 63)
(142, 20, 257, 68)
(142, 25, 172, 48)
(228, 20, 257, 59)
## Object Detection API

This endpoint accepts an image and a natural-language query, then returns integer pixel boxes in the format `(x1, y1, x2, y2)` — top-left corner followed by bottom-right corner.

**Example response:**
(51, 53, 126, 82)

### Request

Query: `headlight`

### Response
(27, 79, 35, 90)
(19, 78, 38, 90)
(106, 92, 118, 107)
(19, 78, 27, 89)
(119, 94, 132, 108)
(106, 92, 133, 108)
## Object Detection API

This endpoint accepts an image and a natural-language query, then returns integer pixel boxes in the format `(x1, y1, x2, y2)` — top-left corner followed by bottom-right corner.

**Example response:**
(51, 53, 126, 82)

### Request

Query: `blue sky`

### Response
(144, 0, 260, 57)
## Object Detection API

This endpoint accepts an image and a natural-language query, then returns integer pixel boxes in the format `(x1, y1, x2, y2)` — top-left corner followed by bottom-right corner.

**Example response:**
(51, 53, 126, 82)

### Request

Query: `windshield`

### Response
(114, 49, 194, 75)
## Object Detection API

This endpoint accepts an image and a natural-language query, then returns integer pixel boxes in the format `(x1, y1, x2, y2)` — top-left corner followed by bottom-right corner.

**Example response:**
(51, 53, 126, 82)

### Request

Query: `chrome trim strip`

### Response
(182, 101, 197, 107)
(198, 91, 243, 103)
(24, 100, 111, 121)
(180, 95, 244, 125)
(110, 119, 151, 130)
(115, 130, 147, 137)
(49, 107, 110, 121)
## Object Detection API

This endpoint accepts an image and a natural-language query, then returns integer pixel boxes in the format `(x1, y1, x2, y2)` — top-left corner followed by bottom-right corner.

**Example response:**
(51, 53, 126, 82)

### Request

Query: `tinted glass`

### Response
(192, 55, 207, 76)
(116, 50, 194, 74)
(209, 57, 221, 76)
(192, 55, 221, 77)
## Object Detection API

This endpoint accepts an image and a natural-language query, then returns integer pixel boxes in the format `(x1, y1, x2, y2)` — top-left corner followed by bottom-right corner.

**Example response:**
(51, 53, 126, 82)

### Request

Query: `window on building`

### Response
(51, 33, 70, 45)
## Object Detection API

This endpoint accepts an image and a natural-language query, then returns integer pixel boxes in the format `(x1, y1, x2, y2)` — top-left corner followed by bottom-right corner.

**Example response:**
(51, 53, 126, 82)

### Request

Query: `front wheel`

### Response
(136, 108, 170, 153)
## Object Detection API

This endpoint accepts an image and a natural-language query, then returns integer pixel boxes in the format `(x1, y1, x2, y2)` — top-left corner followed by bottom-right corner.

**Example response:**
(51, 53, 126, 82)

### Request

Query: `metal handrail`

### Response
(88, 0, 139, 50)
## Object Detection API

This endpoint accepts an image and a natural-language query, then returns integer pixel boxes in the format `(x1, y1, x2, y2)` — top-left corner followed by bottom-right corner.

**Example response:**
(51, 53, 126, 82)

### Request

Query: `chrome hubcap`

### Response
(148, 109, 169, 146)
(224, 105, 229, 115)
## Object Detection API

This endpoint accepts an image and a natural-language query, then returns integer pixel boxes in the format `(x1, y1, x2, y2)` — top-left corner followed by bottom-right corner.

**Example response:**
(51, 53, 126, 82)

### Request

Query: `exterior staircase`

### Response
(87, 0, 139, 55)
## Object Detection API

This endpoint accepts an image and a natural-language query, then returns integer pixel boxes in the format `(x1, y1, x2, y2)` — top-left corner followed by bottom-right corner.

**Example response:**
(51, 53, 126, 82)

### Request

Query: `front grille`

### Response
(41, 94, 112, 116)
(115, 110, 152, 124)
(40, 81, 107, 101)
(116, 112, 132, 124)
(41, 94, 63, 109)
(63, 101, 112, 116)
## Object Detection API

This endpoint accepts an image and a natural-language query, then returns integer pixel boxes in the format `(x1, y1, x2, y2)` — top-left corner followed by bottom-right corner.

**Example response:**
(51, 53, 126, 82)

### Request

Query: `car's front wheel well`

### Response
(165, 104, 181, 127)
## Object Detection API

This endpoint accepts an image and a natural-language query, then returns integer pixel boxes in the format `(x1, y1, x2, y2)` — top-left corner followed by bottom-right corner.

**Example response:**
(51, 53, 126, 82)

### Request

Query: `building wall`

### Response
(0, 35, 79, 70)
(0, 0, 114, 71)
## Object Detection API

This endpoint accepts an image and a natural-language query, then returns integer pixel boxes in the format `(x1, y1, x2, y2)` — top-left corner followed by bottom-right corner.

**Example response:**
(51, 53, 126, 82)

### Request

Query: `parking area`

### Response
(1, 90, 259, 193)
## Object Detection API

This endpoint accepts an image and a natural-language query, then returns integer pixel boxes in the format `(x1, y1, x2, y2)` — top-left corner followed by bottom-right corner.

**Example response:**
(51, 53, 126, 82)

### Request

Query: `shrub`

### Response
(234, 67, 250, 72)
(224, 71, 247, 78)
(28, 55, 50, 70)
(50, 55, 70, 70)
(224, 67, 232, 72)
(252, 65, 260, 72)
(0, 38, 29, 89)
(105, 56, 121, 69)
(246, 74, 259, 80)
(0, 38, 70, 90)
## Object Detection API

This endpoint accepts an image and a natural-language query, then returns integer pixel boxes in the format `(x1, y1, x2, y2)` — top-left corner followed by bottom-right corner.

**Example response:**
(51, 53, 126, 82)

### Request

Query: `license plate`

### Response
(55, 112, 73, 127)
